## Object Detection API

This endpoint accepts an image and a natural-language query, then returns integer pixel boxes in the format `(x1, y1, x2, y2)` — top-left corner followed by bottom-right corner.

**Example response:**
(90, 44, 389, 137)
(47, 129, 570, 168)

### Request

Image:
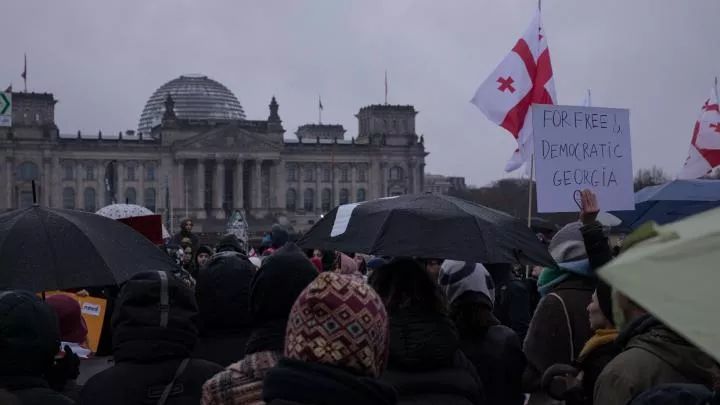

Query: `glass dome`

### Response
(137, 74, 246, 135)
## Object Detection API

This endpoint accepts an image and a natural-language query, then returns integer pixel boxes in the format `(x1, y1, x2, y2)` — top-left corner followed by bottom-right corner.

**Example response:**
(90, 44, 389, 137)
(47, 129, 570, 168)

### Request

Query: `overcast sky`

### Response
(3, 0, 719, 187)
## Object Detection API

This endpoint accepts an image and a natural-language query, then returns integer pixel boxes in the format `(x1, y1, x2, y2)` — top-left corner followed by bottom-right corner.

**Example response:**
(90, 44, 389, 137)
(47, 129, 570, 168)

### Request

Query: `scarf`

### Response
(245, 318, 287, 355)
(578, 328, 618, 362)
(537, 259, 593, 296)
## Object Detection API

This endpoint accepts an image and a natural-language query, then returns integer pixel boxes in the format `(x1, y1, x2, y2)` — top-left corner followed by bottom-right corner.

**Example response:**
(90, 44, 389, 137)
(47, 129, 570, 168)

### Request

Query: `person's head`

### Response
(285, 272, 389, 377)
(613, 290, 647, 329)
(312, 249, 323, 259)
(46, 294, 88, 345)
(548, 222, 588, 264)
(270, 224, 290, 249)
(248, 243, 317, 331)
(366, 257, 387, 273)
(0, 291, 60, 377)
(587, 291, 613, 330)
(112, 271, 198, 362)
(368, 258, 447, 315)
(180, 237, 192, 249)
(195, 246, 213, 268)
(196, 251, 255, 333)
(425, 258, 443, 280)
(334, 252, 362, 278)
(181, 218, 193, 233)
(439, 260, 499, 334)
(183, 247, 193, 265)
(216, 233, 247, 255)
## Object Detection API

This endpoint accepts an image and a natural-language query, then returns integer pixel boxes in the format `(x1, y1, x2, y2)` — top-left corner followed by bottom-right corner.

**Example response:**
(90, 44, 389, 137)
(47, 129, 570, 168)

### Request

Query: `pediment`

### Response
(171, 125, 281, 152)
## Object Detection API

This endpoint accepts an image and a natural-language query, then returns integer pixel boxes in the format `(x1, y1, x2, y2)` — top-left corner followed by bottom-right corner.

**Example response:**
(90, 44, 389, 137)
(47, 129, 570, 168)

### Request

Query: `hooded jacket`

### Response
(0, 291, 74, 405)
(79, 271, 223, 405)
(594, 314, 719, 405)
(194, 251, 255, 366)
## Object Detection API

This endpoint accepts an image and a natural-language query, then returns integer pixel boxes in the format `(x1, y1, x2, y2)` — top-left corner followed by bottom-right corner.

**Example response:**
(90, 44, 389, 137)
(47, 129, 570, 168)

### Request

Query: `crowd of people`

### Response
(0, 190, 718, 405)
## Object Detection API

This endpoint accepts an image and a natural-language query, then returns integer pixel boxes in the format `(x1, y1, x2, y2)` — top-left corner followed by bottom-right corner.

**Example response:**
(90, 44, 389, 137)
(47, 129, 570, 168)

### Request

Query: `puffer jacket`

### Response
(0, 290, 74, 405)
(380, 309, 484, 405)
(79, 271, 223, 405)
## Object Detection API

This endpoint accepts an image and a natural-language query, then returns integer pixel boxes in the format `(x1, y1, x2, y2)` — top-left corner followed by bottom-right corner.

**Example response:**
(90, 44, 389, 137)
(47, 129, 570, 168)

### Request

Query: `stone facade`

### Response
(1, 86, 427, 234)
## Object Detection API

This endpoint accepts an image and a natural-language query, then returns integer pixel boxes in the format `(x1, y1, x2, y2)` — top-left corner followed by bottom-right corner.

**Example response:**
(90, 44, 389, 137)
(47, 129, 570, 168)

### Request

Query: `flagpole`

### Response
(587, 89, 592, 107)
(714, 77, 719, 104)
(22, 53, 27, 93)
(318, 95, 323, 124)
(526, 157, 534, 228)
(384, 70, 388, 105)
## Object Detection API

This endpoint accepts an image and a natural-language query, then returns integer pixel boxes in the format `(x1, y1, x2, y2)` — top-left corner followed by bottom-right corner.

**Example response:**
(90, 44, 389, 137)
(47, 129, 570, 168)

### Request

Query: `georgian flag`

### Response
(471, 10, 556, 172)
(679, 86, 720, 179)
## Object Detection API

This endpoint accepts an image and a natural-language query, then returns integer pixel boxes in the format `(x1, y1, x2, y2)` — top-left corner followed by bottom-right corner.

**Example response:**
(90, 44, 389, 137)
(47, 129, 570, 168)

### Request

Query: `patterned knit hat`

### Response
(439, 260, 495, 309)
(285, 272, 389, 378)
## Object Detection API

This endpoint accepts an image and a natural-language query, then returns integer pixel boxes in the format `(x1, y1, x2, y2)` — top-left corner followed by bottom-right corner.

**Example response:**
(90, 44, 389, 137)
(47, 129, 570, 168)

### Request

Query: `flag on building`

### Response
(583, 89, 592, 107)
(679, 84, 720, 179)
(4, 85, 11, 93)
(471, 9, 556, 172)
(319, 96, 324, 111)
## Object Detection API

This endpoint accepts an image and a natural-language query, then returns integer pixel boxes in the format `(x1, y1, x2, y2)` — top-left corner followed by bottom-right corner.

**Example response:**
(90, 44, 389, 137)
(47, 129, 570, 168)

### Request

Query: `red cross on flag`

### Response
(679, 85, 720, 179)
(471, 10, 556, 172)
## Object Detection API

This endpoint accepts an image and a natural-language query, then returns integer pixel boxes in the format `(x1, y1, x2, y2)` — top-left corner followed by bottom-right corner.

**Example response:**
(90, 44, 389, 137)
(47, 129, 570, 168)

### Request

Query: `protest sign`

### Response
(44, 291, 107, 353)
(532, 104, 634, 213)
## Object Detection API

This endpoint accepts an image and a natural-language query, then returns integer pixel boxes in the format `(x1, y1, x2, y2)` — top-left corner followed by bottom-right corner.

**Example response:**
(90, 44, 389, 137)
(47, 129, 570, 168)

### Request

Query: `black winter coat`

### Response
(79, 271, 223, 405)
(380, 309, 485, 405)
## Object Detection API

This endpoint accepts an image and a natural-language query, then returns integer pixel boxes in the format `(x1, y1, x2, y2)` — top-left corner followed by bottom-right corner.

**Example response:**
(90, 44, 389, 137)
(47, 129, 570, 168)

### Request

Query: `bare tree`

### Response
(633, 166, 669, 192)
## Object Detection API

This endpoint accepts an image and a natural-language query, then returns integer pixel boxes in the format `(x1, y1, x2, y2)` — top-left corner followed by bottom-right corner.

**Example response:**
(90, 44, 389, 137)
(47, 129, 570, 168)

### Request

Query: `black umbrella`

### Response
(0, 205, 178, 292)
(297, 193, 556, 268)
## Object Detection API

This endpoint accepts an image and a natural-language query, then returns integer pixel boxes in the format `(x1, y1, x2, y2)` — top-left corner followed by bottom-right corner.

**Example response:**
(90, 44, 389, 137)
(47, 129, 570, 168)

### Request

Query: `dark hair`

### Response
(368, 258, 446, 315)
(450, 298, 500, 338)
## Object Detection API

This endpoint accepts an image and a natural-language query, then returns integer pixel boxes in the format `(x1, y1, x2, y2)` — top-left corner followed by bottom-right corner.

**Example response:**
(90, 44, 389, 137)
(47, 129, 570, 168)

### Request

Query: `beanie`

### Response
(285, 272, 389, 377)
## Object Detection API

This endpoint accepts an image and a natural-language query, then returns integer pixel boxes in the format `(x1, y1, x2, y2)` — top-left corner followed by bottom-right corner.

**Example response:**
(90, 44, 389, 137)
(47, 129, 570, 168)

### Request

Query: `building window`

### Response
(340, 167, 350, 182)
(303, 188, 315, 212)
(323, 167, 331, 182)
(339, 188, 349, 205)
(304, 166, 314, 182)
(403, 119, 408, 131)
(392, 120, 397, 130)
(287, 165, 297, 182)
(145, 165, 156, 181)
(357, 188, 366, 202)
(125, 187, 137, 204)
(83, 187, 96, 212)
(126, 166, 136, 181)
(383, 119, 388, 130)
(15, 161, 39, 181)
(62, 187, 75, 209)
(389, 166, 404, 181)
(286, 188, 297, 212)
(144, 188, 157, 211)
(357, 166, 367, 182)
(321, 188, 332, 212)
(63, 164, 74, 181)
(85, 165, 95, 181)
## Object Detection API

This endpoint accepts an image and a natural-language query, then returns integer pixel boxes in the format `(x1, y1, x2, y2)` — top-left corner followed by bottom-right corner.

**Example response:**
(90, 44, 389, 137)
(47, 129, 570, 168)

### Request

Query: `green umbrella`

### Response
(599, 206, 720, 362)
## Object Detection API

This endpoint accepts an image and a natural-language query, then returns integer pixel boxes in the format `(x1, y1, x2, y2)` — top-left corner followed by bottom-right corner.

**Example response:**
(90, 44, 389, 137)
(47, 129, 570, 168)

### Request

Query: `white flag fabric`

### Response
(471, 10, 556, 172)
(679, 87, 720, 179)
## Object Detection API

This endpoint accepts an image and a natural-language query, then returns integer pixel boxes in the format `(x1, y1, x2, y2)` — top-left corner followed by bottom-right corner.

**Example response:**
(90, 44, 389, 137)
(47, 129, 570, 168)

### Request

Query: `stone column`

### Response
(175, 160, 185, 212)
(75, 161, 83, 209)
(234, 159, 244, 209)
(42, 158, 52, 207)
(196, 160, 206, 219)
(297, 164, 304, 211)
(51, 157, 60, 207)
(275, 160, 286, 211)
(314, 165, 320, 212)
(97, 161, 106, 207)
(214, 160, 225, 219)
(254, 160, 262, 210)
(351, 164, 357, 202)
(138, 162, 146, 207)
(117, 162, 124, 204)
(5, 157, 13, 209)
(407, 162, 415, 194)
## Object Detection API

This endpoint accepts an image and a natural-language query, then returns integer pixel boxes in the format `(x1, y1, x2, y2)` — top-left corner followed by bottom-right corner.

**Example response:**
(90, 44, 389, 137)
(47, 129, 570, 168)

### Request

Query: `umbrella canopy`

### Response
(96, 203, 171, 239)
(297, 194, 556, 268)
(613, 179, 720, 230)
(599, 207, 720, 362)
(0, 206, 178, 292)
